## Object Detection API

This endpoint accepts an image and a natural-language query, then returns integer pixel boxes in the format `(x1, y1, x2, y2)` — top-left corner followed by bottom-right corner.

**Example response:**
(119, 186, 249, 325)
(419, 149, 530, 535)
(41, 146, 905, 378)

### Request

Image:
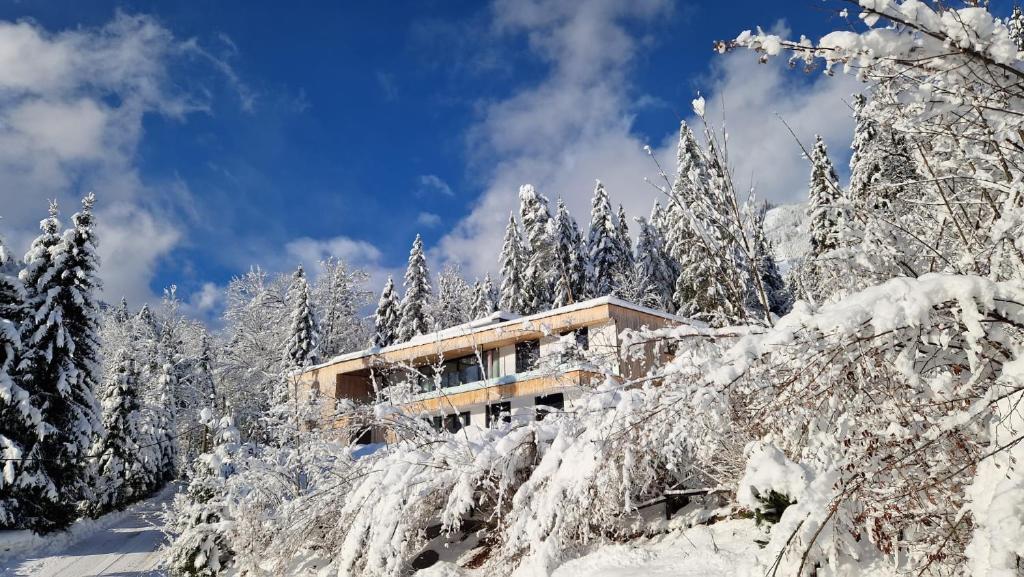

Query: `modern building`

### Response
(297, 296, 680, 442)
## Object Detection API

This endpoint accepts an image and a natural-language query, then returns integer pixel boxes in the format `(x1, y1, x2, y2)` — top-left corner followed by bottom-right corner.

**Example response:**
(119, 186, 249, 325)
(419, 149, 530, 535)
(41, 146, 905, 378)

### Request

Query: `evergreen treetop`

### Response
(498, 212, 528, 314)
(397, 235, 432, 342)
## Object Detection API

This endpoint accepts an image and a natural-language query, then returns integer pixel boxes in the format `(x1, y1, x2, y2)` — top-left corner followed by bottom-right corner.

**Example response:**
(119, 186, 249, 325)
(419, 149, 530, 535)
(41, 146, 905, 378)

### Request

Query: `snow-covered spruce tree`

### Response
(373, 276, 400, 348)
(16, 198, 103, 532)
(798, 135, 846, 303)
(587, 180, 619, 298)
(192, 332, 218, 454)
(471, 274, 498, 319)
(842, 91, 922, 289)
(128, 304, 162, 489)
(672, 138, 751, 327)
(633, 216, 675, 311)
(1009, 4, 1024, 51)
(649, 200, 668, 241)
(647, 201, 679, 310)
(167, 413, 243, 577)
(498, 212, 528, 314)
(313, 257, 370, 358)
(397, 235, 432, 342)
(662, 121, 707, 277)
(806, 135, 844, 258)
(519, 184, 555, 314)
(433, 264, 473, 329)
(0, 233, 33, 529)
(750, 204, 790, 317)
(275, 265, 322, 445)
(550, 198, 588, 308)
(283, 265, 321, 373)
(89, 348, 149, 516)
(612, 204, 635, 294)
(154, 331, 180, 485)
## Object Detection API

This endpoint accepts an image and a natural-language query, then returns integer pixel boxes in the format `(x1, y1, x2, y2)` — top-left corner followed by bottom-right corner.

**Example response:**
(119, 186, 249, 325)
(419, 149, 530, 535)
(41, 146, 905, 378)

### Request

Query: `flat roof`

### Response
(303, 296, 683, 374)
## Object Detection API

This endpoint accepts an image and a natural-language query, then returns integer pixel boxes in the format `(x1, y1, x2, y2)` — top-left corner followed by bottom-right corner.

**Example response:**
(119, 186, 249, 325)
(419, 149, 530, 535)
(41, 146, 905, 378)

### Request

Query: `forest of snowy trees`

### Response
(5, 1, 1024, 576)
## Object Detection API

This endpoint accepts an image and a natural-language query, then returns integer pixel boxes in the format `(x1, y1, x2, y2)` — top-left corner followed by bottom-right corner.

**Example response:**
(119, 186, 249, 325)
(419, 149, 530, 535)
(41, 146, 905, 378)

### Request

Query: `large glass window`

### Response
(486, 401, 511, 427)
(412, 352, 492, 392)
(457, 356, 482, 385)
(483, 348, 501, 379)
(515, 340, 540, 373)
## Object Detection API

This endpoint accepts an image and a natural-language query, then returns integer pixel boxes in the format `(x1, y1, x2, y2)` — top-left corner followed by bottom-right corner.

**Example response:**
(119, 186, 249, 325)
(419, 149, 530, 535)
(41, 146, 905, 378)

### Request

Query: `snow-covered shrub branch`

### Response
(634, 273, 1024, 575)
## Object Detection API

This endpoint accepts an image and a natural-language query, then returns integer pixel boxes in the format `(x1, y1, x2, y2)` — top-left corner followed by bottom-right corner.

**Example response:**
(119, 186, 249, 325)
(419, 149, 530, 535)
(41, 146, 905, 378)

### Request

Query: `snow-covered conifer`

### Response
(433, 264, 473, 329)
(16, 198, 103, 532)
(1009, 5, 1024, 51)
(673, 144, 748, 326)
(498, 213, 528, 314)
(154, 339, 180, 484)
(663, 121, 707, 273)
(519, 184, 555, 313)
(807, 135, 844, 257)
(373, 276, 400, 348)
(284, 266, 321, 371)
(633, 216, 675, 311)
(611, 204, 635, 296)
(471, 274, 498, 319)
(90, 349, 148, 515)
(397, 235, 432, 342)
(0, 233, 32, 528)
(750, 205, 790, 317)
(314, 258, 370, 357)
(551, 199, 588, 307)
(587, 181, 619, 298)
(167, 412, 241, 576)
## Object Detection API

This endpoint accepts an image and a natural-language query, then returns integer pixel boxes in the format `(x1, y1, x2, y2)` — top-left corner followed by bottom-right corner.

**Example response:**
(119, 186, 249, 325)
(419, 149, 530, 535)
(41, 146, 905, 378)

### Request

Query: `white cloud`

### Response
(416, 212, 442, 227)
(438, 4, 858, 279)
(186, 281, 223, 313)
(284, 235, 384, 269)
(0, 13, 248, 306)
(7, 99, 108, 160)
(418, 174, 455, 197)
(95, 201, 181, 306)
(689, 51, 859, 204)
(282, 234, 402, 303)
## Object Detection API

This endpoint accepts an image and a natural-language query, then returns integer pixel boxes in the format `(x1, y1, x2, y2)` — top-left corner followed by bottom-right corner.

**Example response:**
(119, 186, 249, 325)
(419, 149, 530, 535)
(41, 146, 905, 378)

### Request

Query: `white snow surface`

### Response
(0, 484, 177, 577)
(419, 519, 765, 577)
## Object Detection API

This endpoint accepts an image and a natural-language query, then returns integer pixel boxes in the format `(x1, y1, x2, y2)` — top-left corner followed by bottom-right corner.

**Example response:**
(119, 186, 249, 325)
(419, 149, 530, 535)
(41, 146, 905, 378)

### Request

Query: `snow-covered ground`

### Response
(0, 485, 177, 577)
(419, 519, 764, 577)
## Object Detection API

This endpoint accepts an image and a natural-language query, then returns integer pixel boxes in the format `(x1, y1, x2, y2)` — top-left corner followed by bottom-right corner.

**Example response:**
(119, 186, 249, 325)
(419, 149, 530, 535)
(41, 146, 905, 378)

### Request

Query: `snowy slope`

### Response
(763, 203, 808, 273)
(0, 485, 177, 577)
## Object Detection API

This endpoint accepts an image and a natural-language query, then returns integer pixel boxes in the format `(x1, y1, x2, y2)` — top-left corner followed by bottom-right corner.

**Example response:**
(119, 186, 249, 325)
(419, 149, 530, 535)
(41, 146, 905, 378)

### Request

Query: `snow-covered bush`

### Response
(166, 413, 246, 576)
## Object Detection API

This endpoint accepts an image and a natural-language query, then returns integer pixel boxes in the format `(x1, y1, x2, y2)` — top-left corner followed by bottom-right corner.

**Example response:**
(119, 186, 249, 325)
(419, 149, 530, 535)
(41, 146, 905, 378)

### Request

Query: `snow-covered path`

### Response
(0, 486, 176, 577)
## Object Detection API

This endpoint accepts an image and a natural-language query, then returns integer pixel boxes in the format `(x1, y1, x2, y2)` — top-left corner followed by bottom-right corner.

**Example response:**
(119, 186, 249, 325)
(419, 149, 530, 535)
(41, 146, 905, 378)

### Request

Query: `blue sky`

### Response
(0, 0, 966, 319)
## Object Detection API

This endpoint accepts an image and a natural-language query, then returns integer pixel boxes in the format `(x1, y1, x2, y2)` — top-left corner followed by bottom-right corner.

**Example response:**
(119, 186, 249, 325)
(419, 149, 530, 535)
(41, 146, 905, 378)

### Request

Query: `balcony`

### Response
(397, 365, 599, 416)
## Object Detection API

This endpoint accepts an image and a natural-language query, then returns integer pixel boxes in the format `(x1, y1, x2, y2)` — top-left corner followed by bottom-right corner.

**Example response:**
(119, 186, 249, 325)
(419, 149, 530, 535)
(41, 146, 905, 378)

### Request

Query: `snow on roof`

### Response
(304, 296, 683, 373)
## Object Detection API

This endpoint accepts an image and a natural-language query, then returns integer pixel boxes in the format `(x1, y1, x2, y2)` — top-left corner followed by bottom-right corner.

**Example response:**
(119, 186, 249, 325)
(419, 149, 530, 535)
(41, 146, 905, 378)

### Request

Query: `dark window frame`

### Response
(444, 411, 471, 433)
(515, 340, 540, 373)
(486, 401, 512, 427)
(535, 393, 565, 421)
